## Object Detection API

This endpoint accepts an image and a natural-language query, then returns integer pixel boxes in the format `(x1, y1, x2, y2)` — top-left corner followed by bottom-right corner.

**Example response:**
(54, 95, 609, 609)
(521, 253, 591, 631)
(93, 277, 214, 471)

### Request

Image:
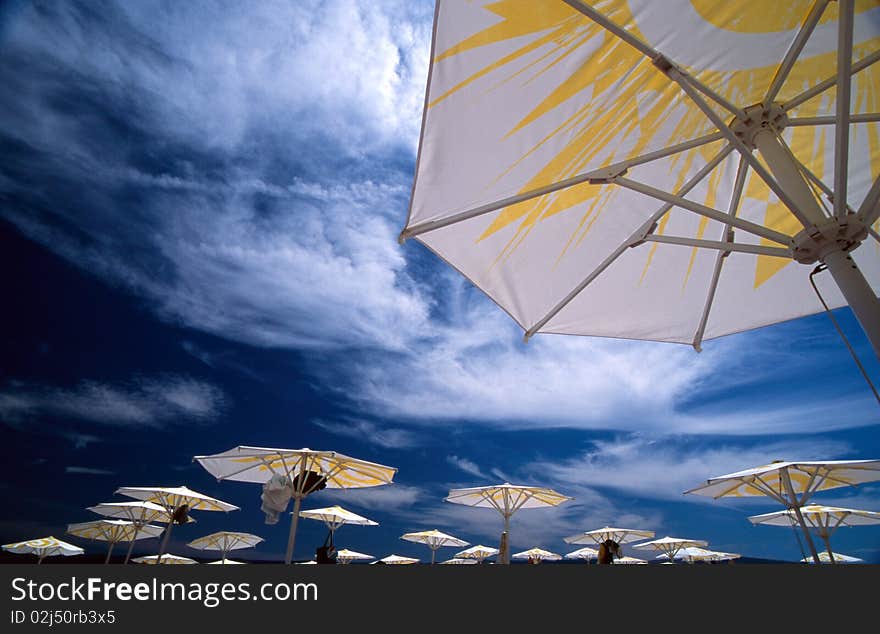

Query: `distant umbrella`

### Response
(801, 552, 863, 564)
(400, 529, 469, 564)
(564, 546, 599, 563)
(67, 520, 163, 564)
(133, 553, 197, 565)
(440, 557, 478, 565)
(187, 531, 263, 564)
(335, 548, 374, 565)
(633, 536, 709, 562)
(87, 500, 193, 563)
(454, 544, 499, 564)
(512, 547, 561, 563)
(2, 537, 83, 564)
(372, 554, 419, 565)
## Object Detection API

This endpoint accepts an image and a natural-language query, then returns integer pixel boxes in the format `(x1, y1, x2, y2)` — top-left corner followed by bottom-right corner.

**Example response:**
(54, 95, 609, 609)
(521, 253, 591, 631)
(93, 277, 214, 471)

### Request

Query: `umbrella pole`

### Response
(431, 548, 436, 565)
(821, 535, 836, 564)
(123, 525, 140, 565)
(501, 514, 511, 565)
(779, 471, 821, 564)
(284, 495, 303, 565)
(104, 542, 115, 565)
(157, 521, 175, 564)
(37, 553, 45, 565)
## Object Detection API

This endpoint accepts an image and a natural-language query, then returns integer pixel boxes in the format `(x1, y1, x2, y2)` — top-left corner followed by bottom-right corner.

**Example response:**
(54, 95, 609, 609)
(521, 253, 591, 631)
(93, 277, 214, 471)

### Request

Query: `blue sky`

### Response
(1, 0, 878, 564)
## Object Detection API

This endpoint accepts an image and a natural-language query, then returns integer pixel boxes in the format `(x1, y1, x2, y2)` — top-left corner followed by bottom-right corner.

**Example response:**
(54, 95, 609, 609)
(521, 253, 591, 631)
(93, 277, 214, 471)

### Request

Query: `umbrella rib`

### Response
(693, 153, 749, 351)
(641, 235, 789, 258)
(399, 132, 723, 242)
(524, 144, 733, 339)
(833, 0, 854, 218)
(788, 113, 880, 126)
(763, 0, 830, 108)
(784, 48, 880, 113)
(857, 173, 880, 225)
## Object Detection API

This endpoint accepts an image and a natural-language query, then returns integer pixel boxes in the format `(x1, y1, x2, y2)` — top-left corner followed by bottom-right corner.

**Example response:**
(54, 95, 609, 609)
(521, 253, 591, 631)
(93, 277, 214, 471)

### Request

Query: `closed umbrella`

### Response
(401, 529, 469, 564)
(400, 0, 880, 358)
(512, 547, 561, 563)
(193, 446, 396, 564)
(2, 536, 83, 564)
(187, 531, 263, 564)
(67, 519, 163, 564)
(87, 500, 193, 564)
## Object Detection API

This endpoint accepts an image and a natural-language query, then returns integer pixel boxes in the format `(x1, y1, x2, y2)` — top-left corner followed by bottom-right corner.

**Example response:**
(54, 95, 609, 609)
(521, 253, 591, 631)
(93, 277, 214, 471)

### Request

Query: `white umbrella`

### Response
(564, 526, 655, 545)
(445, 483, 572, 564)
(87, 500, 193, 564)
(512, 547, 561, 563)
(400, 529, 469, 564)
(116, 486, 238, 563)
(187, 531, 263, 564)
(612, 556, 648, 565)
(335, 548, 374, 564)
(455, 544, 499, 563)
(193, 446, 396, 564)
(633, 536, 709, 562)
(662, 546, 741, 563)
(299, 505, 378, 532)
(133, 553, 197, 565)
(372, 554, 419, 565)
(685, 459, 880, 563)
(440, 557, 478, 565)
(801, 551, 863, 564)
(206, 559, 246, 565)
(2, 536, 83, 564)
(748, 504, 880, 563)
(564, 546, 599, 562)
(67, 519, 163, 564)
(400, 0, 880, 358)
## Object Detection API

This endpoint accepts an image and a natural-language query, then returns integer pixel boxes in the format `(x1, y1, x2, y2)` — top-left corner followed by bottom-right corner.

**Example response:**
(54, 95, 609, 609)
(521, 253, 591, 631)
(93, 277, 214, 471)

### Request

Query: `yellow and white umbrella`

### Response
(401, 0, 880, 359)
(87, 500, 193, 564)
(801, 551, 863, 563)
(446, 483, 572, 564)
(512, 547, 561, 563)
(440, 557, 478, 565)
(401, 529, 469, 564)
(299, 505, 378, 537)
(133, 553, 197, 565)
(564, 526, 656, 546)
(749, 504, 880, 563)
(633, 536, 709, 561)
(612, 556, 648, 565)
(194, 446, 396, 564)
(2, 536, 83, 564)
(336, 548, 374, 564)
(685, 459, 880, 563)
(661, 546, 741, 563)
(116, 486, 238, 563)
(67, 519, 163, 564)
(206, 559, 246, 564)
(372, 554, 419, 565)
(187, 531, 264, 564)
(454, 544, 499, 563)
(564, 546, 599, 562)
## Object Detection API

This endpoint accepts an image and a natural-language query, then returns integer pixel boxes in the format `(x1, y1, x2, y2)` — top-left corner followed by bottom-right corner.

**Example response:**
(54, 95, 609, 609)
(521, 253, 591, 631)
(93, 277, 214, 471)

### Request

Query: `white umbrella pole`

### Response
(123, 525, 140, 565)
(37, 553, 45, 565)
(753, 128, 880, 359)
(157, 521, 175, 565)
(821, 535, 836, 564)
(778, 469, 821, 563)
(104, 542, 115, 565)
(284, 495, 303, 565)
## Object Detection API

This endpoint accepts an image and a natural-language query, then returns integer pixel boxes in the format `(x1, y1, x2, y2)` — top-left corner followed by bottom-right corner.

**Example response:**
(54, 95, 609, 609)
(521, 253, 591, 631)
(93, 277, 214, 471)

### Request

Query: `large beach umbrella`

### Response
(67, 519, 163, 564)
(445, 483, 572, 564)
(133, 553, 197, 565)
(455, 544, 500, 564)
(400, 0, 880, 359)
(400, 529, 469, 564)
(633, 536, 709, 562)
(685, 459, 880, 563)
(187, 531, 264, 564)
(115, 486, 238, 563)
(2, 536, 83, 564)
(193, 446, 397, 564)
(87, 500, 193, 564)
(564, 546, 599, 563)
(336, 548, 374, 565)
(372, 554, 419, 565)
(512, 547, 562, 563)
(748, 504, 880, 563)
(801, 551, 863, 563)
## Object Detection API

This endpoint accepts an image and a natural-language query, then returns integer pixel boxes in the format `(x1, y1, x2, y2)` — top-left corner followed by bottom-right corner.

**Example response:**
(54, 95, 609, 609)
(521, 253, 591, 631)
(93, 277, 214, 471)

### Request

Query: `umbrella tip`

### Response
(397, 230, 409, 245)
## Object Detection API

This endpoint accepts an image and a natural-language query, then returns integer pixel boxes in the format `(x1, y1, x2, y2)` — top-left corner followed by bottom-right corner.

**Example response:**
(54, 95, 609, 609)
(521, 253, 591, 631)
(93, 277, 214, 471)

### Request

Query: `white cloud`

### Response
(312, 418, 421, 449)
(0, 375, 225, 427)
(446, 455, 488, 480)
(319, 484, 423, 512)
(65, 466, 115, 475)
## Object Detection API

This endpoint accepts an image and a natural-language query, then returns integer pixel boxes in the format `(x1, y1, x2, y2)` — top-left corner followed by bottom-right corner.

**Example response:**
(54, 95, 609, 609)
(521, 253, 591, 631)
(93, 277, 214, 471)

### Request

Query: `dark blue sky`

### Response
(1, 1, 878, 565)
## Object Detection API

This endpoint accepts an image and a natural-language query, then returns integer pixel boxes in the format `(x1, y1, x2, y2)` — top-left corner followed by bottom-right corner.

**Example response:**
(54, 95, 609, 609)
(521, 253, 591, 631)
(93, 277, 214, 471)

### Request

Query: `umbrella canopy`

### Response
(206, 559, 246, 564)
(686, 459, 880, 563)
(87, 500, 194, 564)
(133, 554, 197, 565)
(512, 547, 561, 563)
(116, 486, 238, 563)
(455, 544, 500, 563)
(299, 505, 378, 532)
(440, 557, 478, 565)
(67, 520, 163, 564)
(564, 546, 599, 562)
(373, 554, 420, 565)
(801, 551, 863, 563)
(662, 546, 741, 563)
(400, 529, 469, 564)
(564, 526, 655, 545)
(187, 531, 264, 564)
(193, 446, 396, 564)
(445, 483, 572, 564)
(400, 0, 880, 358)
(612, 556, 648, 565)
(748, 504, 880, 563)
(2, 536, 83, 564)
(335, 548, 374, 564)
(633, 536, 709, 561)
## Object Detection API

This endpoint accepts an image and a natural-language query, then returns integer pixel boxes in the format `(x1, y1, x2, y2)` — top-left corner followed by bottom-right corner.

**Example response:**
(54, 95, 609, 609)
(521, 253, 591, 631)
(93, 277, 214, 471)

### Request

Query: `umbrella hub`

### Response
(791, 216, 868, 264)
(729, 103, 788, 150)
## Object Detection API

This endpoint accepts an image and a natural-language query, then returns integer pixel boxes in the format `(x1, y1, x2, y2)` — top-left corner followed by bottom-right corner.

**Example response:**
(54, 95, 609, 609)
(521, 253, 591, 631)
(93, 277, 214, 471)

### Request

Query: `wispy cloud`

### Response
(0, 375, 225, 427)
(320, 484, 423, 512)
(312, 418, 421, 449)
(65, 466, 115, 475)
(446, 455, 488, 480)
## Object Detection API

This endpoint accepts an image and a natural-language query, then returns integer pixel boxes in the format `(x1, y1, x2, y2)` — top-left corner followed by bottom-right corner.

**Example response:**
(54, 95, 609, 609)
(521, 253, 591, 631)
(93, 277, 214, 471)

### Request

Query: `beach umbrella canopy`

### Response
(455, 544, 500, 563)
(400, 529, 469, 564)
(512, 547, 562, 563)
(685, 459, 880, 563)
(445, 483, 572, 564)
(187, 531, 264, 564)
(400, 0, 880, 358)
(749, 504, 880, 563)
(299, 506, 379, 532)
(116, 486, 238, 563)
(133, 554, 197, 565)
(440, 557, 478, 565)
(564, 546, 599, 562)
(801, 551, 863, 563)
(373, 554, 419, 565)
(206, 559, 246, 564)
(193, 446, 396, 564)
(633, 536, 709, 561)
(336, 548, 374, 564)
(564, 526, 656, 545)
(661, 546, 741, 563)
(2, 536, 83, 564)
(612, 556, 648, 565)
(67, 520, 163, 564)
(87, 500, 195, 564)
